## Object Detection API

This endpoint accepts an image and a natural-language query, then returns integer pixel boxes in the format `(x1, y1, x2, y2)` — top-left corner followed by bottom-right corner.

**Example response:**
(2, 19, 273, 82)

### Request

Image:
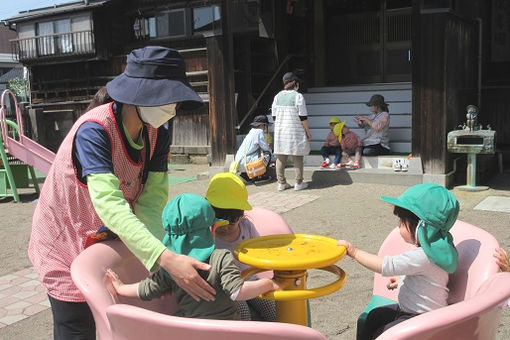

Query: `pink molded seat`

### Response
(372, 220, 501, 303)
(71, 207, 326, 340)
(376, 272, 510, 340)
(362, 219, 507, 340)
(106, 303, 326, 340)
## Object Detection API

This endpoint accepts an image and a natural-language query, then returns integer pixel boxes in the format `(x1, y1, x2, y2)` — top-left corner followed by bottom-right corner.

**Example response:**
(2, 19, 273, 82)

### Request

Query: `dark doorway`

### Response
(325, 0, 412, 85)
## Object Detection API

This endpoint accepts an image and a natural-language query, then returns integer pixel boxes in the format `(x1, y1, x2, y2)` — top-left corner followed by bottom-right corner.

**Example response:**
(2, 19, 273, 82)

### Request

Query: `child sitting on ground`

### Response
(338, 183, 459, 340)
(338, 124, 362, 169)
(319, 117, 343, 169)
(105, 193, 281, 320)
(206, 172, 278, 321)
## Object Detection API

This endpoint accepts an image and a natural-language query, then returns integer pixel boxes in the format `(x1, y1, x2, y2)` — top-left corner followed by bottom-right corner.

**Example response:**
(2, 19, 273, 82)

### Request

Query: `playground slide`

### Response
(0, 90, 55, 175)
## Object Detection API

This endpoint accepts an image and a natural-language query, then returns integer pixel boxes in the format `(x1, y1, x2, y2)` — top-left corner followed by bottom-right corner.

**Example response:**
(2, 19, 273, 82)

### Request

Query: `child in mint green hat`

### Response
(337, 183, 459, 340)
(105, 193, 281, 320)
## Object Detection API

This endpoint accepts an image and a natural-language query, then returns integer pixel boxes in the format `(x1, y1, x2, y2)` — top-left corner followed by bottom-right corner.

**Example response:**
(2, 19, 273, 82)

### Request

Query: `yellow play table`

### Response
(235, 233, 346, 326)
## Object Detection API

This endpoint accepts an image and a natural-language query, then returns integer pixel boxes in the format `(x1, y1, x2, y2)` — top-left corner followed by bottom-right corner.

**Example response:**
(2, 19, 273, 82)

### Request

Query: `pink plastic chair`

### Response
(71, 207, 326, 340)
(376, 272, 510, 340)
(359, 220, 507, 340)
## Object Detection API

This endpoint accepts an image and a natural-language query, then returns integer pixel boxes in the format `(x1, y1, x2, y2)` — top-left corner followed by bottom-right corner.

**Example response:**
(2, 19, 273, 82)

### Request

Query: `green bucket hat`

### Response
(161, 193, 225, 262)
(381, 183, 460, 273)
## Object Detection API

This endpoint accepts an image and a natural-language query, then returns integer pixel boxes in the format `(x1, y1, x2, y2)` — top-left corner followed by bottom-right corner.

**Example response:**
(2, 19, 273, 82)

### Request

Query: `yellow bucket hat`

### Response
(333, 121, 346, 143)
(328, 117, 341, 124)
(206, 173, 252, 211)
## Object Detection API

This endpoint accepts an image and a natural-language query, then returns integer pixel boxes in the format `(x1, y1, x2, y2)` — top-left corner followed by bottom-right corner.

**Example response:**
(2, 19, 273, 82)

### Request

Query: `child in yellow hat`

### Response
(319, 117, 344, 169)
(206, 172, 277, 321)
(339, 124, 362, 169)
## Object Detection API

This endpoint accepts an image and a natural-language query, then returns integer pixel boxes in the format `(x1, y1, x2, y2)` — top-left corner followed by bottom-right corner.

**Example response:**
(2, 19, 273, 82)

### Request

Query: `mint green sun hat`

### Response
(381, 183, 460, 273)
(162, 193, 225, 262)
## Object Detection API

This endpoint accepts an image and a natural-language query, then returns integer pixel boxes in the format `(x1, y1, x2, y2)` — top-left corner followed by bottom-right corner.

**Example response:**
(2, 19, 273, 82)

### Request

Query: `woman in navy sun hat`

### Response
(29, 46, 213, 339)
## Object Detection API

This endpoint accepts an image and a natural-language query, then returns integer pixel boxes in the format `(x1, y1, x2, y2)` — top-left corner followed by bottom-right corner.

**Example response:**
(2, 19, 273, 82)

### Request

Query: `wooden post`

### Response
(412, 2, 477, 175)
(206, 0, 236, 166)
(313, 0, 325, 86)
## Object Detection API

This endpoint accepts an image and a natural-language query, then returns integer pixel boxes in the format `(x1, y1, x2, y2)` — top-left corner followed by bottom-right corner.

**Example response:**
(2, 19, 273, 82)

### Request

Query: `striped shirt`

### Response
(272, 90, 310, 156)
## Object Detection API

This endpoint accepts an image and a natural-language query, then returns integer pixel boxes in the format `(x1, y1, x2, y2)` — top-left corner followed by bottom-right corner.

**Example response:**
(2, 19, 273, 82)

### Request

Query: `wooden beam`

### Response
(206, 0, 236, 165)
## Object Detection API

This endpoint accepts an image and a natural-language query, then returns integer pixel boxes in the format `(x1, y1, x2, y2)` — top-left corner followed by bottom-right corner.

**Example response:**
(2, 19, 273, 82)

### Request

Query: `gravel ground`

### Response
(1, 166, 509, 340)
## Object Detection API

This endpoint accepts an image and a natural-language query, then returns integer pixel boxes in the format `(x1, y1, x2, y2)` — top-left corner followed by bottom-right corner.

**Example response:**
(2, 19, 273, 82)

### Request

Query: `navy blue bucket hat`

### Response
(106, 46, 203, 110)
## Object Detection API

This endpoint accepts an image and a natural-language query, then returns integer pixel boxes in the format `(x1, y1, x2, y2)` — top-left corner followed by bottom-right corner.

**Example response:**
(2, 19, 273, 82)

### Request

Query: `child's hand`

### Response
(270, 279, 284, 291)
(494, 247, 510, 272)
(105, 268, 123, 300)
(337, 240, 356, 258)
(386, 277, 399, 290)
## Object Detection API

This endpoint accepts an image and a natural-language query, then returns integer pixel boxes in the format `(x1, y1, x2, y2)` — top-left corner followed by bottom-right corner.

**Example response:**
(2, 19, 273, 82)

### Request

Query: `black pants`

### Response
(48, 295, 96, 340)
(357, 304, 418, 340)
(362, 144, 390, 156)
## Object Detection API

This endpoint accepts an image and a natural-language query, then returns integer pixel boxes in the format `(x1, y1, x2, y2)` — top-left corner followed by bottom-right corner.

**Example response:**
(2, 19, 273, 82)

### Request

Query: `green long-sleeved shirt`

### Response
(87, 171, 168, 271)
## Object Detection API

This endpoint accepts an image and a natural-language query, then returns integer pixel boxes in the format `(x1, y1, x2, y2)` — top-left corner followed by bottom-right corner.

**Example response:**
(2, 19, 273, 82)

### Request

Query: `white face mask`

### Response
(138, 104, 177, 128)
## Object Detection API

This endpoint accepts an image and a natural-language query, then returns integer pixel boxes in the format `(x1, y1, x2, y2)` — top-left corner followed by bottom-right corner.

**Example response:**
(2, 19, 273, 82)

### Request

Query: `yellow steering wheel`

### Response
(236, 234, 347, 300)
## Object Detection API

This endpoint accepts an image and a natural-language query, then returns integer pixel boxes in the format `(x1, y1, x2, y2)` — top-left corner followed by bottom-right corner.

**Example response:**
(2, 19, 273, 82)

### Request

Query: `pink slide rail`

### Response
(0, 89, 55, 175)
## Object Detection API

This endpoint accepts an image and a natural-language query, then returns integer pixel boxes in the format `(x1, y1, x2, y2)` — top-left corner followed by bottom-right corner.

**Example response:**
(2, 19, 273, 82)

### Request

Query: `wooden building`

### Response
(4, 0, 510, 184)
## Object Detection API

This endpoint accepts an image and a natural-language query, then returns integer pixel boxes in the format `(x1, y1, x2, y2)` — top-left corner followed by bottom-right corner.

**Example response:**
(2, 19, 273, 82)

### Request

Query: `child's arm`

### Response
(105, 268, 139, 298)
(337, 240, 383, 273)
(235, 278, 282, 301)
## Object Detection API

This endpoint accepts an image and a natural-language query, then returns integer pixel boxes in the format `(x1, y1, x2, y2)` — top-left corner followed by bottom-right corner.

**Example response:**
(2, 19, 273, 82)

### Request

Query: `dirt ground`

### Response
(1, 166, 509, 340)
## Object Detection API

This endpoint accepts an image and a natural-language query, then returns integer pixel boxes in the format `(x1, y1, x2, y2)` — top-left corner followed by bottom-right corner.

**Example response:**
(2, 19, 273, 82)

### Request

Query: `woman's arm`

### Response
(256, 129, 272, 153)
(87, 174, 215, 301)
(370, 112, 390, 132)
(301, 119, 312, 141)
(337, 240, 383, 273)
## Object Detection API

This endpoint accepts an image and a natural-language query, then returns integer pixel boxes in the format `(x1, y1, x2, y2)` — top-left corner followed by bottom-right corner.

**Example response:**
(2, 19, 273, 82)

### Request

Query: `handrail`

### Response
(9, 30, 92, 42)
(236, 54, 294, 131)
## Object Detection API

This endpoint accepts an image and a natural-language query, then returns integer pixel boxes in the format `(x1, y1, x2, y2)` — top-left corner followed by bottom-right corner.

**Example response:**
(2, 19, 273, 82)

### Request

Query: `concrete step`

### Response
(304, 155, 422, 173)
(223, 154, 424, 187)
(297, 167, 423, 187)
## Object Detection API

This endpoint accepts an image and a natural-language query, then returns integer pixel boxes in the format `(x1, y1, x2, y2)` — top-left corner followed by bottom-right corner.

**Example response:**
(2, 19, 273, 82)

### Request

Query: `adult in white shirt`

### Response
(271, 72, 311, 191)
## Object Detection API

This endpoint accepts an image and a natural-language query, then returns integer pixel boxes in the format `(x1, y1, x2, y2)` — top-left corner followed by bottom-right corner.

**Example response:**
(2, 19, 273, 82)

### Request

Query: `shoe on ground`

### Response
(339, 163, 347, 168)
(294, 181, 308, 191)
(329, 163, 336, 169)
(278, 182, 292, 191)
(345, 160, 354, 167)
(393, 158, 402, 172)
(319, 160, 330, 168)
(334, 164, 342, 169)
(352, 162, 359, 169)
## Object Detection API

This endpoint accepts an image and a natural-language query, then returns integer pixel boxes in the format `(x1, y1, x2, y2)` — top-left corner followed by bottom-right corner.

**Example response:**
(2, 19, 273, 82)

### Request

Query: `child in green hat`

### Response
(337, 183, 460, 340)
(105, 193, 281, 320)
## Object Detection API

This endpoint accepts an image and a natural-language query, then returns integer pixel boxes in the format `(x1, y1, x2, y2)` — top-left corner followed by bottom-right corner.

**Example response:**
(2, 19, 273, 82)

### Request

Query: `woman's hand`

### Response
(386, 277, 399, 290)
(158, 249, 216, 301)
(494, 247, 510, 272)
(306, 131, 312, 141)
(337, 240, 356, 258)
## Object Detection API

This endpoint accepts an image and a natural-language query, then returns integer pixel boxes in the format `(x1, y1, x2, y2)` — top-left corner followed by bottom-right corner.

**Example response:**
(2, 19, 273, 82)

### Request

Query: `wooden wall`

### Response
(412, 9, 477, 174)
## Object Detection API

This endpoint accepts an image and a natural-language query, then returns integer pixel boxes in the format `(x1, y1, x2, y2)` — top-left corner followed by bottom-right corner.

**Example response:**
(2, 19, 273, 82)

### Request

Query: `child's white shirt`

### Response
(214, 218, 260, 276)
(382, 248, 449, 314)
